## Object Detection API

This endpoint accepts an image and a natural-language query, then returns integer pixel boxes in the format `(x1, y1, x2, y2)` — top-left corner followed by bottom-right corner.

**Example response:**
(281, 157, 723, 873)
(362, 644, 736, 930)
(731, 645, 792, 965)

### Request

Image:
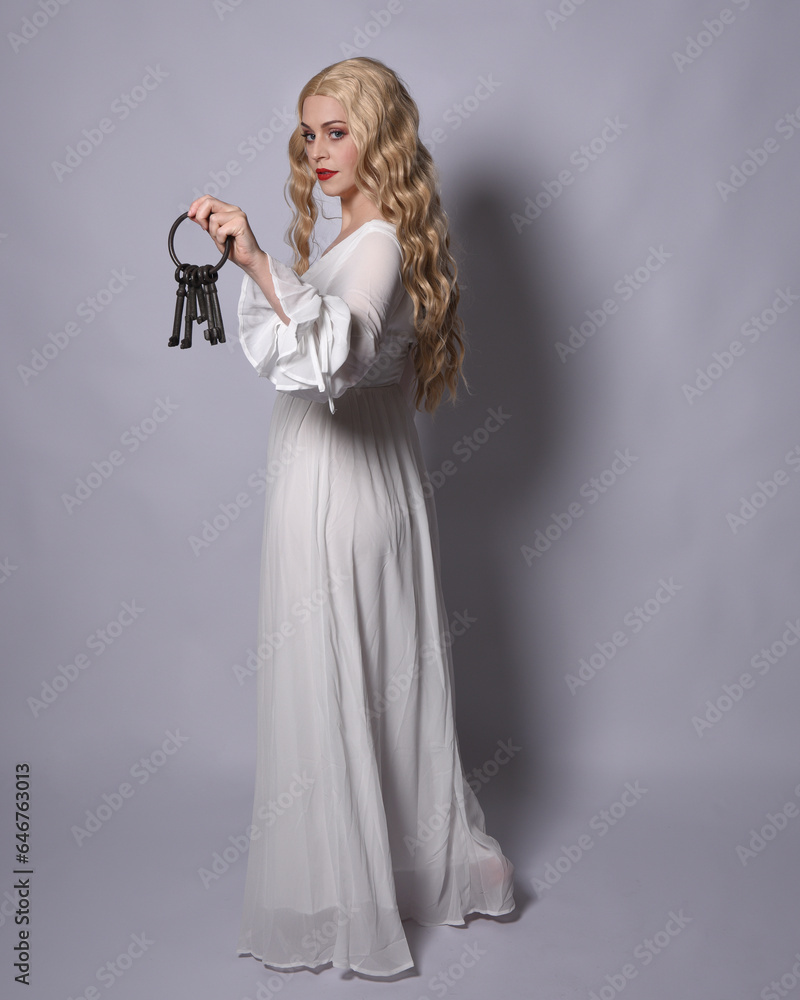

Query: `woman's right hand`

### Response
(187, 196, 266, 276)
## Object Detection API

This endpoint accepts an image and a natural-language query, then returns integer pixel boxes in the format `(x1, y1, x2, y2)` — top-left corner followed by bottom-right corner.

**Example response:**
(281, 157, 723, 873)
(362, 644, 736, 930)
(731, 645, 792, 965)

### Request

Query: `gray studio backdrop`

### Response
(2, 1, 799, 998)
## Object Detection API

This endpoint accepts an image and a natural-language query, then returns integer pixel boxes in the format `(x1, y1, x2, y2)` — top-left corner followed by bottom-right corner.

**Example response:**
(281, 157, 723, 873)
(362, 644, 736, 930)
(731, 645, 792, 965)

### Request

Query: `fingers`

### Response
(185, 196, 255, 266)
(187, 195, 242, 230)
(187, 196, 218, 231)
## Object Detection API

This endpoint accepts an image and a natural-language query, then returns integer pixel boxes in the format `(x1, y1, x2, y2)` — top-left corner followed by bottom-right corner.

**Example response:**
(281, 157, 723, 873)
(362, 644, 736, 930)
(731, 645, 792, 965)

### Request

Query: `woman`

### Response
(188, 55, 514, 979)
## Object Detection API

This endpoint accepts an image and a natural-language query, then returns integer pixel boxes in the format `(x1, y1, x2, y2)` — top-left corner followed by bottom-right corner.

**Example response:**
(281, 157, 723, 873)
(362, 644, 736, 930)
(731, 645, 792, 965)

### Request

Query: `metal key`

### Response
(205, 267, 226, 344)
(190, 267, 204, 345)
(199, 266, 216, 344)
(195, 267, 208, 327)
(167, 211, 230, 349)
(181, 266, 199, 349)
(169, 266, 187, 347)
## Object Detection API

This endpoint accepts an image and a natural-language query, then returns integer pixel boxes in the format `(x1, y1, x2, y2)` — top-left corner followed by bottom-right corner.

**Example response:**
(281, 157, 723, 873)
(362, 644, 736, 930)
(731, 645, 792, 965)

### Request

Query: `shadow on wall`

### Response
(417, 178, 572, 892)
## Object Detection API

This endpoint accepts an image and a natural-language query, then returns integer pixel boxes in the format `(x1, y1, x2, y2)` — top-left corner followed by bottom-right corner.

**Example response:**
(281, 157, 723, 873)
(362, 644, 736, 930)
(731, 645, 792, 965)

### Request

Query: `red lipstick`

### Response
(316, 169, 337, 180)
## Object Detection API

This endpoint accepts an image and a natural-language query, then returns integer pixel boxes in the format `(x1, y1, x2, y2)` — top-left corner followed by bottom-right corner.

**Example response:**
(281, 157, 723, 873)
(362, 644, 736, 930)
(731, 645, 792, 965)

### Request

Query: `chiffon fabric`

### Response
(235, 219, 515, 977)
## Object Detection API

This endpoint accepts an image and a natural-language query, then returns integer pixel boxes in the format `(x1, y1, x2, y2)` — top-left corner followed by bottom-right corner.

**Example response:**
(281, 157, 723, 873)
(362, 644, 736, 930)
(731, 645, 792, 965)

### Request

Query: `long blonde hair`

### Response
(283, 57, 468, 414)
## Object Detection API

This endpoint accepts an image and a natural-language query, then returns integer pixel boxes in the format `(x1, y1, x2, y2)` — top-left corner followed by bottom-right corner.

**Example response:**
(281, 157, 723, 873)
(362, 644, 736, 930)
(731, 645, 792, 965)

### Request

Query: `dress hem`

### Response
(402, 900, 516, 928)
(236, 901, 516, 977)
(237, 949, 416, 978)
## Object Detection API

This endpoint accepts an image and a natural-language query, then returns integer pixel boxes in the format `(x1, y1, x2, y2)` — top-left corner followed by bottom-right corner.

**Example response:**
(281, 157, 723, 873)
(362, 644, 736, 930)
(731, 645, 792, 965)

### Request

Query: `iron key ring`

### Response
(168, 211, 231, 270)
(167, 212, 231, 348)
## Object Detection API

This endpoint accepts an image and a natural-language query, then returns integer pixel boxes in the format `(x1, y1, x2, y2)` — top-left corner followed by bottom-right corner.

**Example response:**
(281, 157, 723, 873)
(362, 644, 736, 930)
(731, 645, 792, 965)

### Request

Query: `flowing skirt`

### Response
(237, 382, 515, 977)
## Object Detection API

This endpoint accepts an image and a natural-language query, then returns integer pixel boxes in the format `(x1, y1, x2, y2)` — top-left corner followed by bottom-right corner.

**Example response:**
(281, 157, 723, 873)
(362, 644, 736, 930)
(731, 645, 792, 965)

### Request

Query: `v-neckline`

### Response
(317, 219, 395, 263)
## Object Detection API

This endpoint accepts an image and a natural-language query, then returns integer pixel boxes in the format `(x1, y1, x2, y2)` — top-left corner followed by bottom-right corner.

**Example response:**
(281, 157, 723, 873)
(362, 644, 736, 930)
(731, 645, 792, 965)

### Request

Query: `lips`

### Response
(316, 170, 337, 180)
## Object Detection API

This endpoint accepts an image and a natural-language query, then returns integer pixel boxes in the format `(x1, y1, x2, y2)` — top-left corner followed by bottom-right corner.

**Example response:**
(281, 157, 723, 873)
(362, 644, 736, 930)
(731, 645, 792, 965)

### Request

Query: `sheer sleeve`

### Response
(237, 229, 405, 414)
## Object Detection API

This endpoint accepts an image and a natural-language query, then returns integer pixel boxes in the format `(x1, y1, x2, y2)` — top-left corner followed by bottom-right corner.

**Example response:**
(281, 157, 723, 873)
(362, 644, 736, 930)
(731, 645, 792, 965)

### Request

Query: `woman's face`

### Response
(301, 95, 359, 201)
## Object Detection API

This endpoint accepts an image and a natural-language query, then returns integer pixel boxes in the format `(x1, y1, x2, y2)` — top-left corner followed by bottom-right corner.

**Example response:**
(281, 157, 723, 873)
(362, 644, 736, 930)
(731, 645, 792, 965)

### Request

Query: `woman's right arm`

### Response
(187, 196, 291, 326)
(237, 229, 407, 415)
(239, 251, 292, 327)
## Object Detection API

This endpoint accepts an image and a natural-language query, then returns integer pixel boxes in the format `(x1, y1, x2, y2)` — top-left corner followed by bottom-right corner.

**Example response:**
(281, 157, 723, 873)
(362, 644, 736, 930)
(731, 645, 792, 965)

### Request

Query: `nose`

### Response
(306, 138, 326, 161)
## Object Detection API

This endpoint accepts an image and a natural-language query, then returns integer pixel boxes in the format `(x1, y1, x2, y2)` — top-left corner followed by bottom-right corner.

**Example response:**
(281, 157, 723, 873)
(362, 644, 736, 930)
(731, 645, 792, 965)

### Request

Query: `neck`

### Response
(339, 189, 386, 232)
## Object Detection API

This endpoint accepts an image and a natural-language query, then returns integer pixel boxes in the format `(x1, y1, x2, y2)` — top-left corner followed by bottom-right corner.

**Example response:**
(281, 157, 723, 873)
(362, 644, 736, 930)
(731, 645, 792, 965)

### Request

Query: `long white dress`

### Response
(235, 218, 515, 977)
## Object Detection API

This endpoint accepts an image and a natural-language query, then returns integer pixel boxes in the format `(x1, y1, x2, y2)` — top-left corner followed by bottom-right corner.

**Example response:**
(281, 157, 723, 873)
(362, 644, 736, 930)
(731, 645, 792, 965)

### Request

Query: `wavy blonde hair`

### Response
(283, 56, 468, 414)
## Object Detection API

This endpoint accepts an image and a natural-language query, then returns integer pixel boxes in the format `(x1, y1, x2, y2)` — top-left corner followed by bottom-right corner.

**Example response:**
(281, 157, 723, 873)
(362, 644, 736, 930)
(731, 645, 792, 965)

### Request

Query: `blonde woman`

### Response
(188, 55, 514, 979)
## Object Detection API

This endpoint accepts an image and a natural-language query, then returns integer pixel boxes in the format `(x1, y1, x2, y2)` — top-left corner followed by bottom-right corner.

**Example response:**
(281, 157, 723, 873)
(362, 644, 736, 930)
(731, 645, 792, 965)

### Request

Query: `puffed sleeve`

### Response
(237, 229, 405, 414)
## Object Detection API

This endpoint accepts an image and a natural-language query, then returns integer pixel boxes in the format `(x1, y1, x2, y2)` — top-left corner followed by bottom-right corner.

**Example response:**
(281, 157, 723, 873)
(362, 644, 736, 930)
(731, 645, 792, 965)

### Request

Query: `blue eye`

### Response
(302, 130, 346, 141)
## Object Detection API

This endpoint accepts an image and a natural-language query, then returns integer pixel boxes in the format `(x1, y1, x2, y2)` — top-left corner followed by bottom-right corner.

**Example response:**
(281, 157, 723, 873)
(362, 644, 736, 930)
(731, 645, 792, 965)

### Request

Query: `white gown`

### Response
(235, 219, 515, 977)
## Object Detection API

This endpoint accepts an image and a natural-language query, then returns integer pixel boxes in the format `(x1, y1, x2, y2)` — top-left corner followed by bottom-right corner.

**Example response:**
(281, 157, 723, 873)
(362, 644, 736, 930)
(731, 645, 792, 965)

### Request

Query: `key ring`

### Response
(167, 211, 231, 349)
(168, 211, 231, 270)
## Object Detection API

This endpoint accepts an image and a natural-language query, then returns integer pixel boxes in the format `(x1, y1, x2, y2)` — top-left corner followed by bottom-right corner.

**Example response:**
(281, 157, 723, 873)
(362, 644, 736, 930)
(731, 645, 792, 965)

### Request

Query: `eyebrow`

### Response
(300, 120, 347, 128)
